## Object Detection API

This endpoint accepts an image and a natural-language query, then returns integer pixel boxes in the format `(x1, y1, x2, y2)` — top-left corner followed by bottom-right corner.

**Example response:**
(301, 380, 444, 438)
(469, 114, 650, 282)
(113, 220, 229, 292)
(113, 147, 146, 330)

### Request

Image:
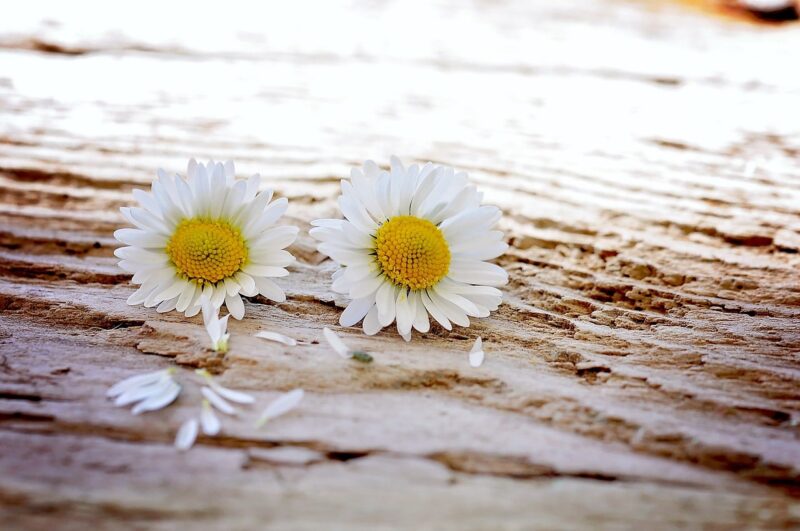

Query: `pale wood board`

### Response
(1, 1, 799, 529)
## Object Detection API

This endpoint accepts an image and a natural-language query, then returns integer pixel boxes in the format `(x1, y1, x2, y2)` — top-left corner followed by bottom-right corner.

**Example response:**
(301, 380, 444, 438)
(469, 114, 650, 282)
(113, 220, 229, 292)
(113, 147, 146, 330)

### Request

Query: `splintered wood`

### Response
(1, 1, 799, 529)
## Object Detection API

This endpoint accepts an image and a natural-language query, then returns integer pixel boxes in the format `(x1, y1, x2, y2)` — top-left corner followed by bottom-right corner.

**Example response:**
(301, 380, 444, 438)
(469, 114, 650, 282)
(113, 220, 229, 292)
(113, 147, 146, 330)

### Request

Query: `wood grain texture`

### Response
(1, 0, 799, 529)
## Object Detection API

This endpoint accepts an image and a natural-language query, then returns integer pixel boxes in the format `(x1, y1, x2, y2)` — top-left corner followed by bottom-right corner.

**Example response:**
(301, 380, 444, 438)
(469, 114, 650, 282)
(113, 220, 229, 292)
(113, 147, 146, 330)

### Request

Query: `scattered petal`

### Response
(201, 386, 237, 415)
(200, 400, 221, 436)
(255, 330, 297, 346)
(107, 369, 170, 398)
(132, 380, 181, 414)
(202, 299, 230, 353)
(114, 374, 172, 407)
(469, 337, 485, 368)
(256, 389, 304, 427)
(196, 369, 255, 404)
(175, 418, 199, 451)
(323, 327, 351, 358)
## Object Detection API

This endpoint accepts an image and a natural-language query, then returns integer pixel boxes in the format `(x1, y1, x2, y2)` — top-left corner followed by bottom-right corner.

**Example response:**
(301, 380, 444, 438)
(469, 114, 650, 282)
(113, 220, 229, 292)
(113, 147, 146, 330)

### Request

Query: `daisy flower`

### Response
(310, 158, 507, 341)
(114, 159, 298, 320)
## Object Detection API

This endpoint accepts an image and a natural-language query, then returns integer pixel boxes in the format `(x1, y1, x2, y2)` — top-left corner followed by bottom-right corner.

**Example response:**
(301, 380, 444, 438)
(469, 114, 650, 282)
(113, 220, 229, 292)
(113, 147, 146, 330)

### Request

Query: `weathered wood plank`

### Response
(1, 0, 799, 528)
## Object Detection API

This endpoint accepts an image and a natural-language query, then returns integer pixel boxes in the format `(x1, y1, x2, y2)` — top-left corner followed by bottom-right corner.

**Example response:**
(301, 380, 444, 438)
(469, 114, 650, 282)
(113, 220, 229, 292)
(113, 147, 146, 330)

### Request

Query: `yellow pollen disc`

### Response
(166, 218, 248, 284)
(374, 215, 450, 291)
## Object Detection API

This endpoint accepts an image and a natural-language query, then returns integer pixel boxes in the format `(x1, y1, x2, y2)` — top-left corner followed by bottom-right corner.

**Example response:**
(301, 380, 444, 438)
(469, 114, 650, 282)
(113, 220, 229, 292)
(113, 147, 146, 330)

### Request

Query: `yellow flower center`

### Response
(166, 218, 248, 284)
(374, 215, 450, 291)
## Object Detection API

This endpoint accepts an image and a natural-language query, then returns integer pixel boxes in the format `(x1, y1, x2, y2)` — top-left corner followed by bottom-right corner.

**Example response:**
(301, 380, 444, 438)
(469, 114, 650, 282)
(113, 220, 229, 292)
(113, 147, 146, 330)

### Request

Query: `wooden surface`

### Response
(2, 1, 800, 529)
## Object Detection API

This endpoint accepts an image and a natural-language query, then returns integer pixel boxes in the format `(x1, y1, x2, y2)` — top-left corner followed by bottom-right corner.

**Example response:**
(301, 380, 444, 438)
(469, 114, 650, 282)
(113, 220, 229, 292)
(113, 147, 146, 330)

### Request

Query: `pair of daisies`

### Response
(115, 157, 507, 342)
(111, 157, 501, 450)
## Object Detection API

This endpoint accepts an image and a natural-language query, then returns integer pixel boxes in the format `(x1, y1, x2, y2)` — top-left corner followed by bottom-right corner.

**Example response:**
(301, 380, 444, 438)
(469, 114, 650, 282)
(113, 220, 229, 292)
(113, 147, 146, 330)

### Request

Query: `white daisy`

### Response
(114, 159, 298, 320)
(310, 157, 508, 341)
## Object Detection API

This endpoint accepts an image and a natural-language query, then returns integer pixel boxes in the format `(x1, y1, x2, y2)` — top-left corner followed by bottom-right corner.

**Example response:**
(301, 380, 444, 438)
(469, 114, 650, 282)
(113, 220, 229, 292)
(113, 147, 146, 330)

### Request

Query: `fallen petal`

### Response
(256, 389, 304, 427)
(255, 330, 297, 346)
(132, 380, 182, 414)
(196, 369, 255, 404)
(175, 418, 199, 451)
(200, 400, 221, 436)
(114, 375, 172, 407)
(107, 369, 169, 398)
(322, 327, 350, 358)
(201, 386, 236, 415)
(469, 337, 485, 368)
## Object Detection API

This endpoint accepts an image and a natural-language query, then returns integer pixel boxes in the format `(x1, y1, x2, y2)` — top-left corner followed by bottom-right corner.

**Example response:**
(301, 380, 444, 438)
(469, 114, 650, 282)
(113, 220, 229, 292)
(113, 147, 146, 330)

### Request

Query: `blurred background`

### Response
(1, 0, 798, 189)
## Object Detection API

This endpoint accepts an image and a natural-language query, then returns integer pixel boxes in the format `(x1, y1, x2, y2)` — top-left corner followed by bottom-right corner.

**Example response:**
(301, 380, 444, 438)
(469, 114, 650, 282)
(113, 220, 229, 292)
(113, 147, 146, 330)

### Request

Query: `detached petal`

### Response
(107, 369, 169, 398)
(175, 418, 199, 451)
(131, 380, 181, 414)
(256, 389, 304, 427)
(200, 400, 221, 436)
(255, 330, 298, 346)
(196, 369, 255, 404)
(201, 386, 237, 415)
(469, 337, 485, 368)
(323, 327, 350, 358)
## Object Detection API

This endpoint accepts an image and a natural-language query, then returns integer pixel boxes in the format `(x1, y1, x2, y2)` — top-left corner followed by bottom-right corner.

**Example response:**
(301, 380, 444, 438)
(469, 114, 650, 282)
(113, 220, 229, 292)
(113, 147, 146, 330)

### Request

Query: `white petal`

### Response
(131, 381, 181, 414)
(244, 197, 289, 238)
(429, 291, 470, 328)
(395, 289, 413, 336)
(113, 228, 167, 248)
(469, 337, 485, 368)
(223, 277, 241, 296)
(255, 330, 297, 346)
(433, 284, 483, 317)
(201, 386, 236, 415)
(247, 250, 295, 268)
(234, 272, 258, 297)
(200, 400, 221, 436)
(256, 389, 304, 427)
(114, 246, 167, 264)
(411, 291, 430, 333)
(242, 264, 289, 278)
(339, 194, 377, 234)
(349, 273, 383, 299)
(175, 418, 199, 451)
(362, 305, 382, 335)
(156, 297, 178, 313)
(421, 290, 452, 331)
(176, 282, 198, 313)
(323, 327, 350, 358)
(211, 283, 227, 307)
(254, 276, 286, 302)
(154, 279, 189, 306)
(114, 374, 172, 406)
(340, 297, 374, 327)
(317, 243, 373, 267)
(225, 293, 245, 320)
(376, 281, 397, 327)
(447, 260, 509, 287)
(107, 369, 168, 398)
(197, 369, 255, 404)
